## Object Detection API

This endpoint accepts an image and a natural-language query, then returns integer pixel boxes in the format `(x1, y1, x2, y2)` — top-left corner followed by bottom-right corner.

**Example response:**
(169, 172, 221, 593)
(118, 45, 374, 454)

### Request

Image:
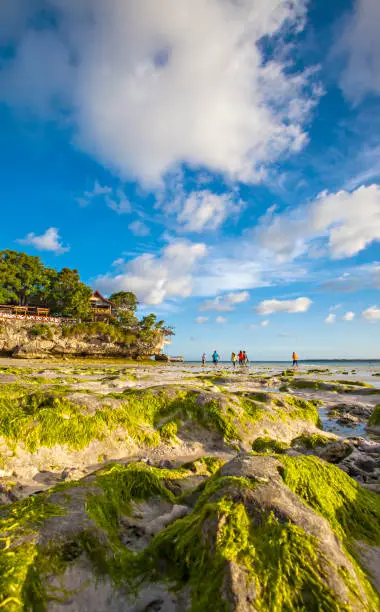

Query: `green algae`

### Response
(280, 395, 321, 426)
(287, 379, 322, 390)
(159, 420, 178, 441)
(181, 456, 225, 475)
(332, 380, 373, 388)
(251, 437, 289, 454)
(2, 458, 380, 611)
(0, 494, 65, 610)
(278, 455, 380, 546)
(140, 473, 365, 611)
(0, 386, 241, 454)
(367, 404, 380, 427)
(0, 462, 190, 610)
(291, 433, 331, 449)
(278, 455, 380, 609)
(86, 463, 178, 542)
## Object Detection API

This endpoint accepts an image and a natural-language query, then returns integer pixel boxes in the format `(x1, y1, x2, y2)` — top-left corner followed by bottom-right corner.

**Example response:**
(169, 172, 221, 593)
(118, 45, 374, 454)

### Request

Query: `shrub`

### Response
(29, 324, 53, 340)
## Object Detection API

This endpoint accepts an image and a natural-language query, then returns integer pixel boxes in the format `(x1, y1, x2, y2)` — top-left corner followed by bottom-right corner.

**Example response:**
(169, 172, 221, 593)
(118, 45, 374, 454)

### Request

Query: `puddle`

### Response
(319, 407, 380, 442)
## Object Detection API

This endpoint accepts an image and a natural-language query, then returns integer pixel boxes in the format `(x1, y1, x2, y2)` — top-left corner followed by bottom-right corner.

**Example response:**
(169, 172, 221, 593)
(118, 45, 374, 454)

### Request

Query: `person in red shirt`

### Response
(238, 350, 244, 365)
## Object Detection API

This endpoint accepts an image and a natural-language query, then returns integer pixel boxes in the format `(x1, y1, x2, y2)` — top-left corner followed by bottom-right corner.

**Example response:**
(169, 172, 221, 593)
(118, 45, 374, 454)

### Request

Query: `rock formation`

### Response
(0, 319, 166, 359)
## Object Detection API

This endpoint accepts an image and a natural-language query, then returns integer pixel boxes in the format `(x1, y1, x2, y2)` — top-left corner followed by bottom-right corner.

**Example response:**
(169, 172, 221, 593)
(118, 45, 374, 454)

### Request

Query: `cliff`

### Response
(0, 319, 166, 359)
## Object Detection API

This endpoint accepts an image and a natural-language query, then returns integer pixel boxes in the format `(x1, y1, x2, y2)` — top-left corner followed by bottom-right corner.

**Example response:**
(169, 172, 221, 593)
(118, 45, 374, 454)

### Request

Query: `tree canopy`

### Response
(0, 251, 172, 336)
(0, 251, 91, 318)
(0, 250, 47, 306)
(109, 291, 138, 313)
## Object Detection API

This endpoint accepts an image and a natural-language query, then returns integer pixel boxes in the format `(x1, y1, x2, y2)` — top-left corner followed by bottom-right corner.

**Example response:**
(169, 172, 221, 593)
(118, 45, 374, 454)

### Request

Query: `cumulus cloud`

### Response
(255, 297, 312, 315)
(0, 0, 320, 185)
(324, 313, 336, 324)
(334, 0, 380, 105)
(260, 320, 269, 327)
(362, 306, 380, 321)
(343, 311, 355, 321)
(176, 191, 242, 233)
(128, 220, 150, 237)
(96, 240, 207, 305)
(17, 227, 69, 254)
(216, 316, 227, 324)
(258, 185, 380, 260)
(200, 291, 249, 312)
(195, 316, 208, 325)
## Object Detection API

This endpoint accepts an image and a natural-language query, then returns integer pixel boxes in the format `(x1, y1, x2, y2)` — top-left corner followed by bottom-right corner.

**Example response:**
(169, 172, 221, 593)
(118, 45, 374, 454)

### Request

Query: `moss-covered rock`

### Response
(251, 436, 289, 454)
(291, 433, 332, 449)
(367, 404, 380, 429)
(287, 378, 376, 394)
(1, 456, 379, 611)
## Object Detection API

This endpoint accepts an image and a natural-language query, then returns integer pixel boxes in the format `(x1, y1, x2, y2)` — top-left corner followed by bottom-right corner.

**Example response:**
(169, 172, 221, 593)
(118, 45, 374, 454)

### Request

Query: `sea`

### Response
(182, 359, 380, 369)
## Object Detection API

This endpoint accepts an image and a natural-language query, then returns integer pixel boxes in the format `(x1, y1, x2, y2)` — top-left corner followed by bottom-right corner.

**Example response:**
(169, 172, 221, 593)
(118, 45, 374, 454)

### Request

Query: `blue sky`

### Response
(0, 0, 380, 359)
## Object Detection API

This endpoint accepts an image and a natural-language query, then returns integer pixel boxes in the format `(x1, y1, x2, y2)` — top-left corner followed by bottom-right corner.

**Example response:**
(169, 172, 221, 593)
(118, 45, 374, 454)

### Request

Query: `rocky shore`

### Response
(0, 319, 166, 359)
(0, 360, 379, 610)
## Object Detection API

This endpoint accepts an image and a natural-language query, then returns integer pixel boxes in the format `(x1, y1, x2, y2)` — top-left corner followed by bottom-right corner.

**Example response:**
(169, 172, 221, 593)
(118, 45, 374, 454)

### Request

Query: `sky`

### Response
(0, 0, 380, 360)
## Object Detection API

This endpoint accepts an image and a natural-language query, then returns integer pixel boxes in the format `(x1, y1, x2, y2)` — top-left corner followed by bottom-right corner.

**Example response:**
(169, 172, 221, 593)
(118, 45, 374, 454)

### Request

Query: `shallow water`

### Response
(319, 406, 380, 442)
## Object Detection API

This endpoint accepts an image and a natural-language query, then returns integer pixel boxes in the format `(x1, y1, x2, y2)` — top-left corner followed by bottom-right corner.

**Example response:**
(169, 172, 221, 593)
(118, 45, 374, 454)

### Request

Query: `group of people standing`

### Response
(201, 350, 300, 368)
(231, 350, 249, 367)
(202, 350, 249, 366)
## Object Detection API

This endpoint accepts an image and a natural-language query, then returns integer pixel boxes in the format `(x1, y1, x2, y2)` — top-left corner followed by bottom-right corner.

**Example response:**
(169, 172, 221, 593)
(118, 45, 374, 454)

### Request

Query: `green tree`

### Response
(47, 268, 92, 318)
(140, 313, 157, 330)
(109, 291, 139, 328)
(0, 250, 50, 305)
(109, 291, 139, 313)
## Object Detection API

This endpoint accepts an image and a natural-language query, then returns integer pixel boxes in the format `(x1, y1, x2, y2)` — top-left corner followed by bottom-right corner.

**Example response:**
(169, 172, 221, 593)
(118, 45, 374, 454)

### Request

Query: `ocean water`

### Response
(183, 360, 380, 367)
(177, 359, 380, 386)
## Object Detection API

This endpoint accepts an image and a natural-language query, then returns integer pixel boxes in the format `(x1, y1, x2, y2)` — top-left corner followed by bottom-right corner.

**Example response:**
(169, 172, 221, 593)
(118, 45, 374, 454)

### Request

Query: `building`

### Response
(89, 291, 114, 320)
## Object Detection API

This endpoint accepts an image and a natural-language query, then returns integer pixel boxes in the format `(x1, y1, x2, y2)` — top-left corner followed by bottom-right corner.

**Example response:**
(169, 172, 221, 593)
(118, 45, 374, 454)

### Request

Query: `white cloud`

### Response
(128, 220, 150, 237)
(323, 263, 380, 293)
(96, 240, 207, 305)
(216, 316, 227, 324)
(106, 192, 132, 215)
(176, 191, 242, 233)
(78, 181, 132, 214)
(324, 313, 336, 324)
(260, 320, 269, 327)
(17, 227, 69, 254)
(193, 253, 306, 297)
(85, 181, 112, 198)
(195, 316, 208, 325)
(256, 297, 311, 315)
(258, 184, 380, 260)
(343, 311, 355, 321)
(0, 0, 320, 185)
(200, 291, 249, 312)
(362, 306, 380, 321)
(334, 0, 380, 105)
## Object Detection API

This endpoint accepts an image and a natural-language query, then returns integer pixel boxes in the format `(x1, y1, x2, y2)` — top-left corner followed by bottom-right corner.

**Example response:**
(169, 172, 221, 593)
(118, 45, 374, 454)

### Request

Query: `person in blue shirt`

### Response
(212, 350, 220, 366)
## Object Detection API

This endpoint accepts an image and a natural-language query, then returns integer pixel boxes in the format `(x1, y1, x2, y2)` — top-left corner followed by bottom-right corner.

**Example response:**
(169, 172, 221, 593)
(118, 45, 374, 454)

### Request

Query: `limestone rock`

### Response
(0, 319, 165, 358)
(1, 456, 379, 610)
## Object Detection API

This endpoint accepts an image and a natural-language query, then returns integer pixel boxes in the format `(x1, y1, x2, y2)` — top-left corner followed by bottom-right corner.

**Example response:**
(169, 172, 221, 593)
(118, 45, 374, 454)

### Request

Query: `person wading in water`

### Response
(212, 350, 220, 367)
